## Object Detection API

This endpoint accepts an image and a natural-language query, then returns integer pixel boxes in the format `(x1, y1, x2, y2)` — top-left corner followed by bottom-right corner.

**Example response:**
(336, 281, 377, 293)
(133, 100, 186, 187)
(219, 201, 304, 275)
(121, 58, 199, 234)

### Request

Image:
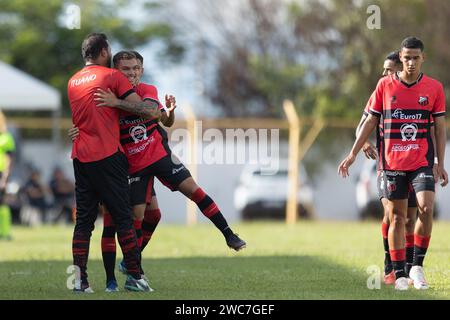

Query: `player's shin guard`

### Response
(390, 249, 407, 279)
(117, 229, 141, 279)
(141, 209, 161, 252)
(381, 222, 392, 273)
(413, 234, 430, 267)
(405, 234, 415, 275)
(101, 211, 117, 283)
(190, 188, 233, 237)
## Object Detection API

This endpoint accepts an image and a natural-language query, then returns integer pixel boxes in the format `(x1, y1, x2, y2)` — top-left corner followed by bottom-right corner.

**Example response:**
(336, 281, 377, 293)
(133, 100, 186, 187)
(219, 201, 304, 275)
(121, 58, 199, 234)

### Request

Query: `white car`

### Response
(234, 161, 315, 220)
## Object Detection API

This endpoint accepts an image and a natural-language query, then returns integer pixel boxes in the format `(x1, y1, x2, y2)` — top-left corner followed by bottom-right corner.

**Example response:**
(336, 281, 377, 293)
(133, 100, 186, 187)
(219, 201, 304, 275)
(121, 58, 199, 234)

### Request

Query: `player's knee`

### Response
(404, 217, 415, 233)
(390, 214, 405, 228)
(382, 210, 390, 224)
(418, 204, 433, 216)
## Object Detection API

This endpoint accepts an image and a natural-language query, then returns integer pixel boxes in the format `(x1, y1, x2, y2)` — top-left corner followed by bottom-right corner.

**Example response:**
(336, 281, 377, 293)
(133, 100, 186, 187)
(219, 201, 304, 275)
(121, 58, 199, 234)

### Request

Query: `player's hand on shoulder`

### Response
(94, 88, 120, 107)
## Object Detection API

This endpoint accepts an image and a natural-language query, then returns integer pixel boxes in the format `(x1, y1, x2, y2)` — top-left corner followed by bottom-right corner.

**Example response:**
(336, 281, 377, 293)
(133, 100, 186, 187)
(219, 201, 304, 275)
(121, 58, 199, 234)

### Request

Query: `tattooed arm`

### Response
(95, 88, 161, 120)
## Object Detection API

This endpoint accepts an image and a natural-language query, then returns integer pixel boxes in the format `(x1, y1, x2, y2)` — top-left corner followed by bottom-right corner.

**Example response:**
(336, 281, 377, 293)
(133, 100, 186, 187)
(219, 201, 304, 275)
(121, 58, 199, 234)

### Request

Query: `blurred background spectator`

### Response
(20, 167, 50, 226)
(49, 166, 75, 224)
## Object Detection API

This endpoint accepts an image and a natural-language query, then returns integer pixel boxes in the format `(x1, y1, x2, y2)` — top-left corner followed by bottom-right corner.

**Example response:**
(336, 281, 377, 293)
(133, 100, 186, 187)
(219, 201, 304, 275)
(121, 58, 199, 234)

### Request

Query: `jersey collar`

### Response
(395, 71, 423, 88)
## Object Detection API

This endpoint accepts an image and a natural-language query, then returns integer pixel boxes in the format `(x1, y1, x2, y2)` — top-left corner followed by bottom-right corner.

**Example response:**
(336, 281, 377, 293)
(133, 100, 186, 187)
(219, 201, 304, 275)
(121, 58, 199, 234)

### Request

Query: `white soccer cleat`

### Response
(394, 277, 409, 291)
(409, 266, 429, 290)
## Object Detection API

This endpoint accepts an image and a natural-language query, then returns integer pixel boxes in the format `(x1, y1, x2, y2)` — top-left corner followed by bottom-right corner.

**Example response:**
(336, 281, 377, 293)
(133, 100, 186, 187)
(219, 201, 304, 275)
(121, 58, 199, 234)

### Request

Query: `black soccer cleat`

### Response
(226, 233, 247, 251)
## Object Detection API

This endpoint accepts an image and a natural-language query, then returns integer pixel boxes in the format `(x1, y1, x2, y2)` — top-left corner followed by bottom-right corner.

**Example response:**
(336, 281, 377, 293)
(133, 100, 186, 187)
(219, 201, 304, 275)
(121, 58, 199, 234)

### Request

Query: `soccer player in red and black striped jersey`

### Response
(73, 50, 246, 291)
(355, 51, 431, 285)
(356, 51, 412, 285)
(339, 37, 448, 290)
(68, 33, 160, 293)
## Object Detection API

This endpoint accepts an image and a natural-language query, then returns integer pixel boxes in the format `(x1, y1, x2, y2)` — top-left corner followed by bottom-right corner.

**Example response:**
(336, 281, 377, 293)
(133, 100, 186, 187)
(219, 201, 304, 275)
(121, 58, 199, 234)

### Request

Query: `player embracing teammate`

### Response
(339, 37, 448, 290)
(68, 33, 161, 292)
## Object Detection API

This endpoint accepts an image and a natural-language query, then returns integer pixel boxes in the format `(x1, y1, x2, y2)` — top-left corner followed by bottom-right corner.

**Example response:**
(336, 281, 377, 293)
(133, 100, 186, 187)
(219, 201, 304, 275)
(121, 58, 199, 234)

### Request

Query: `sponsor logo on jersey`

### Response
(130, 125, 148, 144)
(391, 144, 419, 152)
(127, 136, 154, 155)
(391, 109, 422, 120)
(400, 123, 418, 141)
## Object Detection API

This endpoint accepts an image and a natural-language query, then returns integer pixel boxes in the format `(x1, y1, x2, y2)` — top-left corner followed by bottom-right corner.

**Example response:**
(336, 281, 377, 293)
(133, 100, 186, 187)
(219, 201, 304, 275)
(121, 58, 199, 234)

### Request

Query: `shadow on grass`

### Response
(0, 256, 445, 300)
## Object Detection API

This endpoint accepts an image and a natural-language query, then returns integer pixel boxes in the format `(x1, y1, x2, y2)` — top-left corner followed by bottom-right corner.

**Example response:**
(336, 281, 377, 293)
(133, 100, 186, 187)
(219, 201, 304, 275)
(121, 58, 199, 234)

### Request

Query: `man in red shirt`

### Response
(68, 33, 160, 293)
(355, 51, 419, 285)
(72, 50, 246, 291)
(338, 37, 448, 290)
(88, 50, 245, 291)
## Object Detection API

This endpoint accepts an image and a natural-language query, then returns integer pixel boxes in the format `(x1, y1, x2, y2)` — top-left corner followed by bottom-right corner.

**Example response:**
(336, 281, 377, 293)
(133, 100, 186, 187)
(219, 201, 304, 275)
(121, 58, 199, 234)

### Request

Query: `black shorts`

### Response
(377, 173, 417, 207)
(130, 154, 191, 206)
(379, 167, 435, 201)
(73, 151, 133, 232)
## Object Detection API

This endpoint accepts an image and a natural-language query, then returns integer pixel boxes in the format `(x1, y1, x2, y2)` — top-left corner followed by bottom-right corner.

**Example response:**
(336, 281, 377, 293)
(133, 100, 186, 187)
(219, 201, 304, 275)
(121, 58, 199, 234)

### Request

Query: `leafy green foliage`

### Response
(0, 0, 182, 115)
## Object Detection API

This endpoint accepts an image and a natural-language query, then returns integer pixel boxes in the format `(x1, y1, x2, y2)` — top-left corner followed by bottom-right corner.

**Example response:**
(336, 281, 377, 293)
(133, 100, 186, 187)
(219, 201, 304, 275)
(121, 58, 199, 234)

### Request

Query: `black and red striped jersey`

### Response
(119, 83, 167, 174)
(368, 72, 445, 171)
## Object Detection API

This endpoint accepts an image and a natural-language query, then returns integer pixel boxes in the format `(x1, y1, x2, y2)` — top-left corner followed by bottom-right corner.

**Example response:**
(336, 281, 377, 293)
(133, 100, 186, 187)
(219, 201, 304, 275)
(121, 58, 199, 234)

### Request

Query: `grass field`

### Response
(0, 221, 449, 300)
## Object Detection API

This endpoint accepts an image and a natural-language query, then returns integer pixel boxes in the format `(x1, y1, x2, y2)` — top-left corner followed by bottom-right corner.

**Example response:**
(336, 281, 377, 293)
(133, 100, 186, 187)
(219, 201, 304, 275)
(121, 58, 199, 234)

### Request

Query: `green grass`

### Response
(0, 221, 449, 299)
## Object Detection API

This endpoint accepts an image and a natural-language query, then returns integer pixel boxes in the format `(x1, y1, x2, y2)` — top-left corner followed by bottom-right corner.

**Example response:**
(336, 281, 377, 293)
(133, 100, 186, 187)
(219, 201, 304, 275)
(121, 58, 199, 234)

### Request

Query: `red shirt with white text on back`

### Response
(368, 73, 446, 171)
(68, 65, 135, 162)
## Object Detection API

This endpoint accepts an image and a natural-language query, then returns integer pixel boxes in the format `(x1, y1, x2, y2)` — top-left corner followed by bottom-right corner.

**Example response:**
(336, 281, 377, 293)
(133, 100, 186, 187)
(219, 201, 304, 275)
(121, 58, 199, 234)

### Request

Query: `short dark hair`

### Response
(113, 50, 137, 67)
(81, 33, 109, 61)
(401, 36, 424, 52)
(385, 51, 401, 65)
(130, 50, 144, 64)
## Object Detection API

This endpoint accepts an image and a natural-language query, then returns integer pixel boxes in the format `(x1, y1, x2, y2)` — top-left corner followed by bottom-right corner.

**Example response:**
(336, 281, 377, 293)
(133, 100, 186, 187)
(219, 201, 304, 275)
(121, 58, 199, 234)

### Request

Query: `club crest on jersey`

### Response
(400, 123, 418, 141)
(418, 96, 429, 106)
(130, 125, 148, 144)
(391, 95, 396, 103)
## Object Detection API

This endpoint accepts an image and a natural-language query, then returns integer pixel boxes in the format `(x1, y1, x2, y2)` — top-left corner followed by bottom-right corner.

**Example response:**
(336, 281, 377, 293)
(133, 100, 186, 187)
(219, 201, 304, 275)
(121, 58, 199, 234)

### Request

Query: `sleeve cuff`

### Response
(118, 89, 135, 100)
(369, 109, 381, 117)
(432, 111, 446, 117)
(143, 98, 163, 109)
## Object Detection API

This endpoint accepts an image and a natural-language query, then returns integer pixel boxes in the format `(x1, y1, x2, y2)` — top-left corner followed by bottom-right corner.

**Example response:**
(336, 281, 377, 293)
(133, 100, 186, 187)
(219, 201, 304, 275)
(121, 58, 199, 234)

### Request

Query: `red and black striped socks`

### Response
(101, 211, 117, 283)
(405, 233, 414, 275)
(413, 234, 430, 267)
(72, 230, 91, 287)
(190, 188, 233, 238)
(381, 222, 392, 273)
(141, 208, 161, 252)
(389, 248, 407, 279)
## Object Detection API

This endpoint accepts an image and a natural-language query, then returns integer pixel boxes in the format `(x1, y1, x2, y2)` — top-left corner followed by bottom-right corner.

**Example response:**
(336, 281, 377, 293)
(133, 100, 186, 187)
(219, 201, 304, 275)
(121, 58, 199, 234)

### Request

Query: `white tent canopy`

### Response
(0, 60, 60, 111)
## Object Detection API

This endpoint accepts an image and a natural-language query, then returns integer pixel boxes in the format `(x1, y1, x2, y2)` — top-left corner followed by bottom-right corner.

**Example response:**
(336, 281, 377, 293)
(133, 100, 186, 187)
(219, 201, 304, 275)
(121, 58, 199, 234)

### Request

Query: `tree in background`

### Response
(161, 0, 450, 178)
(164, 0, 449, 119)
(0, 0, 182, 115)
